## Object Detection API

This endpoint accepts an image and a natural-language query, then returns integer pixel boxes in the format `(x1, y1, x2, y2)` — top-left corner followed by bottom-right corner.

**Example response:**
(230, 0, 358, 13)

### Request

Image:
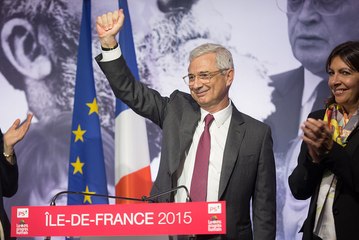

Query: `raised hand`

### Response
(96, 9, 125, 49)
(3, 113, 33, 156)
(301, 118, 333, 163)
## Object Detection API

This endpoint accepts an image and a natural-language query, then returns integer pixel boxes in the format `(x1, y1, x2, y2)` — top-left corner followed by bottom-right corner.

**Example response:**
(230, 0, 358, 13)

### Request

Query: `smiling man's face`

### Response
(188, 53, 233, 113)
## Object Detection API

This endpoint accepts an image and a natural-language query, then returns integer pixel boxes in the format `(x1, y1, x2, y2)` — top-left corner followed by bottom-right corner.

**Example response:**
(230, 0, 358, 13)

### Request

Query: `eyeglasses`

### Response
(183, 69, 229, 86)
(276, 0, 344, 16)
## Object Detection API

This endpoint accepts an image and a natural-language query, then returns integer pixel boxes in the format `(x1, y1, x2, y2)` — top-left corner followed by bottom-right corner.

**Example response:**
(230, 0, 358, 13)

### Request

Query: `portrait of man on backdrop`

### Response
(266, 0, 359, 239)
(0, 0, 116, 210)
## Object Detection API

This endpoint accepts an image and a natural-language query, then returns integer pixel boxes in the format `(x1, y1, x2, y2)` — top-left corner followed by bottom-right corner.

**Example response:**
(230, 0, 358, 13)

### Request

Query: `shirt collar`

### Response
(302, 69, 324, 106)
(200, 99, 232, 128)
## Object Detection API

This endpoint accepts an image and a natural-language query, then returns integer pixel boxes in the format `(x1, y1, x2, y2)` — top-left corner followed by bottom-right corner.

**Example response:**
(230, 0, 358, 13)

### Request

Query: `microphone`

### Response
(142, 185, 196, 240)
(50, 185, 191, 206)
(45, 191, 147, 240)
(49, 191, 146, 206)
(142, 185, 192, 203)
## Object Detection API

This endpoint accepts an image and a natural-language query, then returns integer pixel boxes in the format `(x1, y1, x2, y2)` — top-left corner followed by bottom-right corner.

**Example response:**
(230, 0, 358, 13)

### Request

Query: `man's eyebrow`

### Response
(188, 71, 210, 74)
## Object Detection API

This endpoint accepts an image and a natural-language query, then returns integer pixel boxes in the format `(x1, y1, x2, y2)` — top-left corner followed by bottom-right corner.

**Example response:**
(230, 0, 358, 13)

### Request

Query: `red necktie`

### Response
(190, 114, 214, 202)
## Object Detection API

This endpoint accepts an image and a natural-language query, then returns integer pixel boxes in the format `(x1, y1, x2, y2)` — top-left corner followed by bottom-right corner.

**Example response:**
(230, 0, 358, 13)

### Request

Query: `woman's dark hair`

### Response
(326, 41, 359, 107)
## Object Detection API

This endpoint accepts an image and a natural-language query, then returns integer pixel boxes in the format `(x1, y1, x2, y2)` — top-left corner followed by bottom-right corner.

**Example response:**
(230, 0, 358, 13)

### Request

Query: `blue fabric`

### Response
(116, 0, 140, 116)
(67, 0, 108, 205)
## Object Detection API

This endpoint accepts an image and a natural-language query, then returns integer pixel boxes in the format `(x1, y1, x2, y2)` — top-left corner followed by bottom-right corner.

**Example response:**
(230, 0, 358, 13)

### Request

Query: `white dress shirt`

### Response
(176, 102, 232, 202)
(299, 70, 324, 134)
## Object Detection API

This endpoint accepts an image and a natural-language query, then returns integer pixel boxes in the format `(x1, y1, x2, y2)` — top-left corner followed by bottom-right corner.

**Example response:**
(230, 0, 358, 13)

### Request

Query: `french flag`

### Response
(115, 0, 152, 204)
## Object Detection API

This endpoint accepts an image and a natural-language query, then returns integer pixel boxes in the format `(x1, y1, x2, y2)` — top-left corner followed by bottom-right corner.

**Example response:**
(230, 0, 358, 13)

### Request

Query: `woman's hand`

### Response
(301, 118, 333, 163)
(3, 113, 33, 157)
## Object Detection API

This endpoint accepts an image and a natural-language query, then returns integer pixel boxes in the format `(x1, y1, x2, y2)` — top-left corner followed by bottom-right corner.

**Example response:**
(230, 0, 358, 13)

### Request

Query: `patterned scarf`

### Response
(324, 103, 359, 146)
(314, 103, 359, 239)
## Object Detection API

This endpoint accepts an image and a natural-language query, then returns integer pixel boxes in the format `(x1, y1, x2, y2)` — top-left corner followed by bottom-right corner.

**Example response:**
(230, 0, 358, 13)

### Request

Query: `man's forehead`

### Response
(189, 54, 216, 68)
(290, 0, 359, 13)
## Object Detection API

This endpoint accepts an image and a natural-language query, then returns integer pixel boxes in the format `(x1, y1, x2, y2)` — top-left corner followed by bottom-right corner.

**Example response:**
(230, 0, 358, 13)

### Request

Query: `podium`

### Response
(11, 201, 226, 238)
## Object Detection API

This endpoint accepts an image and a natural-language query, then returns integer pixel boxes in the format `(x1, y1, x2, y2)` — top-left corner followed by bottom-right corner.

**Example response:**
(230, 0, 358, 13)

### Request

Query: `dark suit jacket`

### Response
(264, 67, 330, 155)
(97, 56, 276, 240)
(288, 110, 359, 240)
(0, 130, 18, 240)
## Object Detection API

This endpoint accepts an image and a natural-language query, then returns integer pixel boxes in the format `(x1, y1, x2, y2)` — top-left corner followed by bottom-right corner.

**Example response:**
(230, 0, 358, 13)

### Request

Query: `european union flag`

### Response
(67, 0, 108, 205)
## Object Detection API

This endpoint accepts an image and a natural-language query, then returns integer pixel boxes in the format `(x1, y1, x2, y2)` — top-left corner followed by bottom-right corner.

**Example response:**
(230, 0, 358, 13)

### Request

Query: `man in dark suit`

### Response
(95, 9, 276, 240)
(266, 0, 359, 155)
(265, 1, 359, 239)
(0, 113, 32, 240)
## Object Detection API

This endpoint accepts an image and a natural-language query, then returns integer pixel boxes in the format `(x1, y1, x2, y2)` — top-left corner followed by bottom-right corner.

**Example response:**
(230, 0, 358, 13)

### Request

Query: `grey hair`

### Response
(189, 43, 234, 69)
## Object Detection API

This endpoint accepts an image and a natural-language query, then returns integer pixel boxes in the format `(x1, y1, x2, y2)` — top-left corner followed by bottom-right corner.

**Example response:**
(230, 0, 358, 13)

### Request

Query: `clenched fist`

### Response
(96, 9, 125, 49)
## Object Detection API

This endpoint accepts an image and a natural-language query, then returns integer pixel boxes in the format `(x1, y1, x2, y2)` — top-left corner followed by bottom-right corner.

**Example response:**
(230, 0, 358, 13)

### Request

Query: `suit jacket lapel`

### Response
(169, 100, 201, 174)
(334, 126, 359, 201)
(345, 126, 359, 155)
(265, 67, 304, 153)
(218, 106, 245, 199)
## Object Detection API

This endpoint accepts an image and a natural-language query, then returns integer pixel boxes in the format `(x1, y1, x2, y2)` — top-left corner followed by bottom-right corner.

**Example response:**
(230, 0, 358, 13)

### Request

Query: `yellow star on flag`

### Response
(72, 124, 86, 142)
(83, 185, 96, 204)
(86, 98, 99, 115)
(71, 157, 84, 175)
